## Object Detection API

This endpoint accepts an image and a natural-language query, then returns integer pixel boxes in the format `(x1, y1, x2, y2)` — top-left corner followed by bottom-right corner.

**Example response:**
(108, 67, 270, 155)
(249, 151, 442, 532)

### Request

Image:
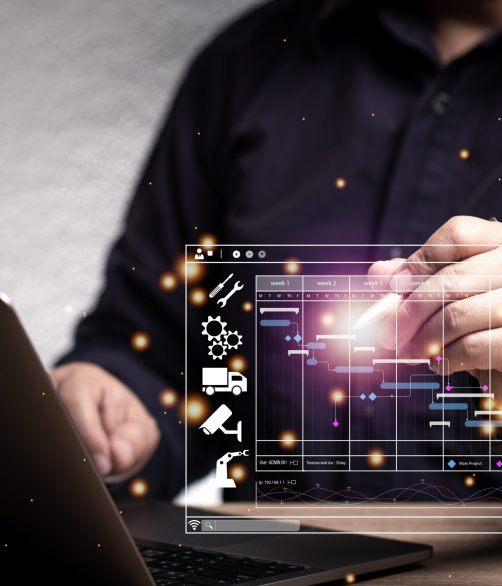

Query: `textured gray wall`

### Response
(0, 0, 261, 367)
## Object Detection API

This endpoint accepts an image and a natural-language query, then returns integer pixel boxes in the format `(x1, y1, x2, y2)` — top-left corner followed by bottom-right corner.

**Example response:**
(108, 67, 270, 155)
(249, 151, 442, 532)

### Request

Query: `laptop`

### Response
(0, 293, 432, 584)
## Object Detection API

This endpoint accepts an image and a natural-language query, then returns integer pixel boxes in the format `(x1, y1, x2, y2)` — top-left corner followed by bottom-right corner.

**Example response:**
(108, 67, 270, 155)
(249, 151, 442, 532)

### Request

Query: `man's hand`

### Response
(368, 216, 502, 380)
(50, 362, 160, 481)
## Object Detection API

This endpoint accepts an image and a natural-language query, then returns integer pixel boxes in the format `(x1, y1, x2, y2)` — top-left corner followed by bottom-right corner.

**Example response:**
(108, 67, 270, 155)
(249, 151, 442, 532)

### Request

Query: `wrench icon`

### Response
(217, 281, 244, 308)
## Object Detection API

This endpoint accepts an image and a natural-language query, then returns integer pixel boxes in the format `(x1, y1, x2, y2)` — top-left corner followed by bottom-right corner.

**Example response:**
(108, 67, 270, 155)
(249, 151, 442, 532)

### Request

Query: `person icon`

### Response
(194, 248, 204, 260)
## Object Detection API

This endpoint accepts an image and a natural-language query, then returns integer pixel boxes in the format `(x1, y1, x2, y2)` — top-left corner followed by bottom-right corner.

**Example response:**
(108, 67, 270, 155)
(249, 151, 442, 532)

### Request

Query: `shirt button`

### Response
(431, 91, 450, 116)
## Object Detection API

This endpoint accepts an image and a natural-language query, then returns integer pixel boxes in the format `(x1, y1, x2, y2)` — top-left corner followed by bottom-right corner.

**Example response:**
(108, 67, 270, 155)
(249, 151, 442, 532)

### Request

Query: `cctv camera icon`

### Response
(199, 404, 242, 442)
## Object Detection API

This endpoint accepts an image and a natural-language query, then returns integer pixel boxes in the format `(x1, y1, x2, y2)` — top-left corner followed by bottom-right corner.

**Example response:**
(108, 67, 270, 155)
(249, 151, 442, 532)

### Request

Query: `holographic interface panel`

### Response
(185, 245, 502, 534)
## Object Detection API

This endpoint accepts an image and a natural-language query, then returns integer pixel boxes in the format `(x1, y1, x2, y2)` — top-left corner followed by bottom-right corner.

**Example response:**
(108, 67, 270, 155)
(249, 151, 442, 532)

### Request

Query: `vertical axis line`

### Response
(442, 275, 445, 470)
(489, 275, 492, 470)
(348, 275, 351, 471)
(254, 275, 258, 475)
(395, 286, 398, 471)
(302, 274, 305, 472)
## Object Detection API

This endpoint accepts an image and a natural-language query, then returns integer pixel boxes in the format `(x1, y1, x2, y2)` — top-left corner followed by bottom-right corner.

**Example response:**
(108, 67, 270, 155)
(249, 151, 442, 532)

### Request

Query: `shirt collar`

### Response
(310, 0, 502, 65)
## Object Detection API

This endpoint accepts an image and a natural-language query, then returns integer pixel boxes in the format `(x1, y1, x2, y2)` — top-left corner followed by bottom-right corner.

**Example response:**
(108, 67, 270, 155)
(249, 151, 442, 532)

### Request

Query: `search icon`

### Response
(204, 521, 215, 530)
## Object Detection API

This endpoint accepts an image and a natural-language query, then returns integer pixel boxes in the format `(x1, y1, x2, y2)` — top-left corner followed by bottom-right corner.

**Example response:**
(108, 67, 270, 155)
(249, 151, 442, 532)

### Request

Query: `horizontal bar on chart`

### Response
(354, 346, 375, 353)
(381, 382, 440, 390)
(437, 393, 494, 399)
(316, 334, 355, 340)
(259, 319, 291, 327)
(372, 359, 430, 365)
(334, 366, 374, 373)
(288, 349, 309, 356)
(429, 402, 468, 411)
(474, 411, 502, 416)
(465, 420, 502, 428)
(306, 342, 326, 350)
(429, 421, 450, 427)
(259, 307, 299, 314)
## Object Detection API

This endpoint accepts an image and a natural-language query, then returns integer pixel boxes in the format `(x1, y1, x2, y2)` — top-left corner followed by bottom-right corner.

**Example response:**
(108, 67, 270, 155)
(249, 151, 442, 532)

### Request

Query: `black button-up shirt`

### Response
(60, 0, 502, 499)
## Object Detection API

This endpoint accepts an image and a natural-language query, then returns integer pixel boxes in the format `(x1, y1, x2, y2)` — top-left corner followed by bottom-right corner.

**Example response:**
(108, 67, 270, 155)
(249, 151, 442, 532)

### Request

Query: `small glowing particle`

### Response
(228, 354, 248, 373)
(335, 177, 347, 189)
(345, 572, 356, 584)
(458, 148, 470, 160)
(199, 233, 217, 246)
(131, 332, 151, 352)
(464, 475, 475, 488)
(284, 257, 301, 274)
(242, 300, 254, 312)
(182, 393, 210, 425)
(279, 430, 298, 448)
(329, 389, 345, 404)
(148, 181, 152, 186)
(189, 287, 207, 307)
(282, 37, 287, 43)
(129, 478, 149, 499)
(321, 313, 334, 326)
(97, 543, 101, 548)
(229, 463, 247, 483)
(175, 254, 206, 284)
(159, 389, 178, 408)
(159, 272, 177, 291)
(368, 450, 385, 467)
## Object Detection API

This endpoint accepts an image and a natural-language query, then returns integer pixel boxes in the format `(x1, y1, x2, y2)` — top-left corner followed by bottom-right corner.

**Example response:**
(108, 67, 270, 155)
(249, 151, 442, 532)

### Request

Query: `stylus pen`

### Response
(355, 217, 499, 330)
(353, 292, 402, 330)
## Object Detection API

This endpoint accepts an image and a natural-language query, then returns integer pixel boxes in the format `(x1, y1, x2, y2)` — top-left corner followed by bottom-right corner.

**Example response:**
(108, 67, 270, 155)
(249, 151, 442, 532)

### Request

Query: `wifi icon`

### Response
(188, 519, 201, 531)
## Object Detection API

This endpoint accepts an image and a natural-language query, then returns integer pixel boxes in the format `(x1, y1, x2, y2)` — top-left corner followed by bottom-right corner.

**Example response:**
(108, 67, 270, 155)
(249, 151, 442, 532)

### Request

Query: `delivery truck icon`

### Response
(202, 368, 247, 396)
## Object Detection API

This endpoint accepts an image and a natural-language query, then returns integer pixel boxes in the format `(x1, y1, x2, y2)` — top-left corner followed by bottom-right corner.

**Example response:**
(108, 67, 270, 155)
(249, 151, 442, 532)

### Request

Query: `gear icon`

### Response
(202, 315, 227, 341)
(208, 340, 228, 360)
(224, 330, 243, 350)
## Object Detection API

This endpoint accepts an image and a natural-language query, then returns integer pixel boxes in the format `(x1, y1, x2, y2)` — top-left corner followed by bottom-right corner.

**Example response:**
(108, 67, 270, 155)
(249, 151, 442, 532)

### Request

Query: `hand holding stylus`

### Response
(366, 216, 502, 387)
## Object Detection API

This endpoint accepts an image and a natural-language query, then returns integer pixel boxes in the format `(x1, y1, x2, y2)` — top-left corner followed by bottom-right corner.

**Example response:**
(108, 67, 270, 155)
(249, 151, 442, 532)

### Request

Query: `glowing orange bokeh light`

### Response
(129, 478, 149, 499)
(159, 272, 177, 291)
(159, 389, 178, 409)
(181, 393, 211, 426)
(284, 258, 301, 275)
(464, 475, 475, 488)
(329, 388, 345, 404)
(174, 254, 206, 284)
(229, 463, 248, 483)
(199, 233, 217, 246)
(228, 355, 248, 373)
(344, 572, 356, 584)
(368, 450, 385, 468)
(189, 287, 207, 307)
(242, 300, 254, 313)
(335, 177, 347, 189)
(279, 430, 298, 448)
(131, 332, 151, 352)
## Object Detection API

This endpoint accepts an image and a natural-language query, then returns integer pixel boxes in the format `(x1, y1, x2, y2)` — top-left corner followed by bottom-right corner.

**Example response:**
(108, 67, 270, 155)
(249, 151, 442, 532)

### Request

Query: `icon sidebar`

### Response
(199, 270, 250, 489)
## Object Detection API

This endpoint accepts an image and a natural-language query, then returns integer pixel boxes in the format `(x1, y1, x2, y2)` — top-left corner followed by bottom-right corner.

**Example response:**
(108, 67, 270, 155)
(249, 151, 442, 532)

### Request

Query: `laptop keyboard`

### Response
(137, 543, 309, 585)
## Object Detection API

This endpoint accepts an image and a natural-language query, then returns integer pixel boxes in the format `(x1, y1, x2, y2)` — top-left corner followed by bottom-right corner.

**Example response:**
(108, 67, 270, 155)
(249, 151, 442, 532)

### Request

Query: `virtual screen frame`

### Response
(184, 244, 502, 535)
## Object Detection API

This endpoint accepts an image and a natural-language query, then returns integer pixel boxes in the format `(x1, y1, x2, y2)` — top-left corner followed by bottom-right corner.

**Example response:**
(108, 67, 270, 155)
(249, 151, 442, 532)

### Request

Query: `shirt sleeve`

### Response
(56, 42, 231, 500)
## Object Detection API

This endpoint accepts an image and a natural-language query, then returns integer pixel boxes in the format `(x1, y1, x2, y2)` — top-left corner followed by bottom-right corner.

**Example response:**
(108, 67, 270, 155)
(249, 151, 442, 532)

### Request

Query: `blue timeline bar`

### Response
(429, 403, 468, 410)
(259, 319, 291, 327)
(381, 382, 441, 390)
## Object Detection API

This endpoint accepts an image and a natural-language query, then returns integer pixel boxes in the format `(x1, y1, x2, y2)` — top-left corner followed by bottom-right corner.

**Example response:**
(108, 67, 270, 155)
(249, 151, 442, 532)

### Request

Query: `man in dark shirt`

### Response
(53, 0, 502, 499)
